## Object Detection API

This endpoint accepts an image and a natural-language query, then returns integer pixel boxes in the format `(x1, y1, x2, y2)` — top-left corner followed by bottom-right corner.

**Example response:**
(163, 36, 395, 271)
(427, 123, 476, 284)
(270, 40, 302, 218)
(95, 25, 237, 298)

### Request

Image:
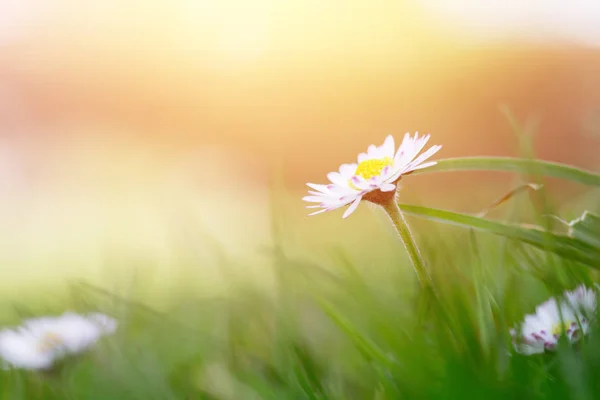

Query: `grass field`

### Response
(0, 144, 599, 399)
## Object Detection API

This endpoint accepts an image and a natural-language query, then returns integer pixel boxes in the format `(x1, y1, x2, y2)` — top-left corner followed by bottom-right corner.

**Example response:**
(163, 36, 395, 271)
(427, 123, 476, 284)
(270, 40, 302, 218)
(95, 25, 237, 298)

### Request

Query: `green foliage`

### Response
(568, 211, 600, 249)
(413, 157, 600, 187)
(0, 155, 599, 399)
(398, 204, 600, 269)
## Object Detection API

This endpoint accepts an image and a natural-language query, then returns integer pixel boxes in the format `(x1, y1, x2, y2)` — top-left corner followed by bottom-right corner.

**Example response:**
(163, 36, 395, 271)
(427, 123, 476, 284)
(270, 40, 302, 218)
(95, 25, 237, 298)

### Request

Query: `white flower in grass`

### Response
(0, 312, 117, 370)
(303, 133, 442, 218)
(564, 285, 597, 314)
(511, 285, 596, 355)
(88, 312, 118, 335)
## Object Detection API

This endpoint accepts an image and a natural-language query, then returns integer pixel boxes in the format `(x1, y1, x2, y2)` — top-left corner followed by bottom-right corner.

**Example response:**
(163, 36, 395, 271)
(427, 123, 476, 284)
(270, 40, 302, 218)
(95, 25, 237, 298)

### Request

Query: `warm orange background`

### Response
(0, 1, 599, 290)
(2, 2, 599, 182)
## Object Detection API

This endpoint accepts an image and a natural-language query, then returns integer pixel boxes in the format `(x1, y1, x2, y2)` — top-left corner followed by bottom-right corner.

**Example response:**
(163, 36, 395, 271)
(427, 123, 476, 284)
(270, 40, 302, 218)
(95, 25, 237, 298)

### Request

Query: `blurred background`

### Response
(0, 0, 599, 297)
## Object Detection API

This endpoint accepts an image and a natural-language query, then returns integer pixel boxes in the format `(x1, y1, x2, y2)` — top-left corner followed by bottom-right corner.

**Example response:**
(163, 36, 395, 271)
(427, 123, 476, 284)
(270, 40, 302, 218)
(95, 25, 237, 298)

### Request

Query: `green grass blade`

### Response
(397, 203, 600, 269)
(569, 211, 600, 248)
(410, 157, 600, 187)
(316, 298, 392, 368)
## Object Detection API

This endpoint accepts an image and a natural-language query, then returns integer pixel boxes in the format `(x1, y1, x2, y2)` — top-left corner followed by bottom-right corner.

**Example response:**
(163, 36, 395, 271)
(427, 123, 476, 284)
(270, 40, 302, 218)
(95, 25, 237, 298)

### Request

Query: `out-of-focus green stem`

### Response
(380, 198, 432, 288)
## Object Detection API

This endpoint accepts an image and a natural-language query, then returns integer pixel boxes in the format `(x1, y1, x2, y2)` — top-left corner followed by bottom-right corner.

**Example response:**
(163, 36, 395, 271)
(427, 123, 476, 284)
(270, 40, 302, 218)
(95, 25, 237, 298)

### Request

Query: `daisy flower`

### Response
(511, 285, 596, 355)
(303, 133, 442, 218)
(0, 312, 117, 370)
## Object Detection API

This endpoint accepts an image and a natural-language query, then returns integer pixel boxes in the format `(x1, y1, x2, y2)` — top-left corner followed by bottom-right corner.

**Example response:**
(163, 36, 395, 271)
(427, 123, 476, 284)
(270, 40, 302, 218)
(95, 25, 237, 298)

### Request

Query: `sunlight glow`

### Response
(178, 0, 273, 63)
(0, 0, 45, 45)
(421, 0, 600, 46)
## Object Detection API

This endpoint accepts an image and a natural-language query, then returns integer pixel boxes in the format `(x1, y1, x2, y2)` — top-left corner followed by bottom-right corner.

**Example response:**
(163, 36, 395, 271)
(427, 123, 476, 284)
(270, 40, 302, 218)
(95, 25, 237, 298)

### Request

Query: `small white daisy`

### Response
(511, 285, 596, 355)
(0, 312, 117, 370)
(303, 133, 442, 218)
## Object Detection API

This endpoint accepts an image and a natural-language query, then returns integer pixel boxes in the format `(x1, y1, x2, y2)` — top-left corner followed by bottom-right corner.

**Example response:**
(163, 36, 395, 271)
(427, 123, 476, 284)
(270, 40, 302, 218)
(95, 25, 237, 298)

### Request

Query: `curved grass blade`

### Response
(477, 183, 543, 217)
(410, 157, 600, 187)
(397, 204, 600, 269)
(568, 211, 600, 249)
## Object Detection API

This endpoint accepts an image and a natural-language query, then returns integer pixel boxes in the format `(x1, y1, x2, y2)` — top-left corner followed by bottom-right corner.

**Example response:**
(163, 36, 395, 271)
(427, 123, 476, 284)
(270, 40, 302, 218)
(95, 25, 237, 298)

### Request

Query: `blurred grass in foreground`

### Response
(0, 154, 599, 398)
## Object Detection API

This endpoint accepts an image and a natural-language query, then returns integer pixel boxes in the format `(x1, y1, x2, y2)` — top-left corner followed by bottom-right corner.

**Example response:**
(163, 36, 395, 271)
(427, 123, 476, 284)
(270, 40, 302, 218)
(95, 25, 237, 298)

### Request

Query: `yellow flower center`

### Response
(355, 157, 393, 180)
(37, 332, 63, 353)
(552, 321, 575, 336)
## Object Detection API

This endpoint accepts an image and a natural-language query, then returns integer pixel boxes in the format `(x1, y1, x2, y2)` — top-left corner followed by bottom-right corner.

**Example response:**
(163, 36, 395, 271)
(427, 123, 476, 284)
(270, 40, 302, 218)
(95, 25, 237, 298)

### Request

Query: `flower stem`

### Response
(380, 198, 432, 288)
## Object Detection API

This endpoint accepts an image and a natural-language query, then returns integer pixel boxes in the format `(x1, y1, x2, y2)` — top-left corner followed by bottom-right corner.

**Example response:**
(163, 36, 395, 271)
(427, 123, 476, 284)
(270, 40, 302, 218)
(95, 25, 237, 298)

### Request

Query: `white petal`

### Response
(327, 172, 347, 186)
(303, 196, 327, 203)
(537, 299, 560, 321)
(397, 134, 431, 168)
(327, 180, 354, 193)
(565, 285, 596, 315)
(0, 330, 55, 370)
(50, 313, 102, 353)
(305, 190, 362, 216)
(522, 315, 547, 336)
(308, 209, 329, 216)
(357, 152, 370, 163)
(404, 145, 442, 172)
(342, 196, 362, 218)
(327, 185, 356, 195)
(381, 135, 395, 158)
(406, 161, 437, 172)
(366, 144, 378, 158)
(378, 164, 395, 181)
(379, 183, 396, 192)
(339, 163, 358, 177)
(306, 183, 331, 194)
(394, 132, 413, 160)
(349, 175, 368, 190)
